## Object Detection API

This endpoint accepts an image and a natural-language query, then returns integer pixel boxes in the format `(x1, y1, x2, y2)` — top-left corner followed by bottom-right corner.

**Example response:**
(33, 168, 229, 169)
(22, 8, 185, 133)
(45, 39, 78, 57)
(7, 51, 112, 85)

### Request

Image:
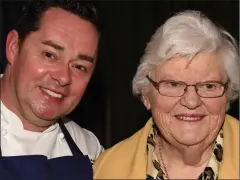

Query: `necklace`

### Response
(158, 137, 170, 179)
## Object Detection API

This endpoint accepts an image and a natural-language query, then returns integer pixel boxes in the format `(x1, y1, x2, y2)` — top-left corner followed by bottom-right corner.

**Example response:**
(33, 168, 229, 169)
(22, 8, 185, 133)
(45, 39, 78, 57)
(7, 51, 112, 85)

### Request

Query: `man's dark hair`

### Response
(16, 0, 100, 47)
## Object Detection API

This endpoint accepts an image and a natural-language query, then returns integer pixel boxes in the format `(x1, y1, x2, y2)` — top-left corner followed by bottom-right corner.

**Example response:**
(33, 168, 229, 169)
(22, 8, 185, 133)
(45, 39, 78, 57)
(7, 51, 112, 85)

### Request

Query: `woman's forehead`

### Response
(153, 52, 227, 81)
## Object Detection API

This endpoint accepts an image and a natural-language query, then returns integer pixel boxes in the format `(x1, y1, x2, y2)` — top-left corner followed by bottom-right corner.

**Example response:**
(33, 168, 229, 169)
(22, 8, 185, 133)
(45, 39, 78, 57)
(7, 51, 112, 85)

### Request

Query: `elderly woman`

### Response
(94, 10, 239, 179)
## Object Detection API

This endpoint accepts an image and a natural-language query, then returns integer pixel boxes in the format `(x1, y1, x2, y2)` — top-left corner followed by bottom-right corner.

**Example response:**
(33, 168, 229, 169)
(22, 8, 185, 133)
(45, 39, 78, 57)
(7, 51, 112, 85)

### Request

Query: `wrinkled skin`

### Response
(142, 52, 228, 178)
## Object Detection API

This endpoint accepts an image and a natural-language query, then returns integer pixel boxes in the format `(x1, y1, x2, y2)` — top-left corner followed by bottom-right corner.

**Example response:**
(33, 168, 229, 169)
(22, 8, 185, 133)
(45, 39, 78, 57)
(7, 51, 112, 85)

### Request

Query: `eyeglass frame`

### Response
(146, 75, 229, 98)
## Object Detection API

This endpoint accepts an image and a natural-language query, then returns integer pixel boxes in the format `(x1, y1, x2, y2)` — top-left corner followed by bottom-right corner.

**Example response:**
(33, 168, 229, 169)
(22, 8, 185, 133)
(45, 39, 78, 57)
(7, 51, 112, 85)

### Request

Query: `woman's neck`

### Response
(156, 135, 214, 179)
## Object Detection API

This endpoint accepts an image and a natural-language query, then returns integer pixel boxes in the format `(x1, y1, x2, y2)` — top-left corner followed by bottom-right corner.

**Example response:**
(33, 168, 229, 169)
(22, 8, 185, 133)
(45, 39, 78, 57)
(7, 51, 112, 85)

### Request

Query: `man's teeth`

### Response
(41, 88, 63, 99)
(177, 116, 201, 121)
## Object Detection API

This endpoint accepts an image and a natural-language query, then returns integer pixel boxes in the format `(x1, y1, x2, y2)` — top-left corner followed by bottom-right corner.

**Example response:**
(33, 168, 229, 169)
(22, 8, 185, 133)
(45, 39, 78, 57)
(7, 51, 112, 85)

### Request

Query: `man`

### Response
(0, 1, 103, 180)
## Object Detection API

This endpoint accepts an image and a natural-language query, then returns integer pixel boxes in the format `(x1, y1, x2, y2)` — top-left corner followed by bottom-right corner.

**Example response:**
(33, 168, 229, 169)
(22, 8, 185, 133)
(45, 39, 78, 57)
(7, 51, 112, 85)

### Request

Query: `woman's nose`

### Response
(180, 86, 202, 109)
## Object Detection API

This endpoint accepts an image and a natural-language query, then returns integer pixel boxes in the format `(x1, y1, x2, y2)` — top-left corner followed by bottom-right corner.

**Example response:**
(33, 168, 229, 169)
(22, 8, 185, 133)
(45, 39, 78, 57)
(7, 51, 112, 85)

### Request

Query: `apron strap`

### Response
(58, 118, 83, 156)
(0, 146, 2, 157)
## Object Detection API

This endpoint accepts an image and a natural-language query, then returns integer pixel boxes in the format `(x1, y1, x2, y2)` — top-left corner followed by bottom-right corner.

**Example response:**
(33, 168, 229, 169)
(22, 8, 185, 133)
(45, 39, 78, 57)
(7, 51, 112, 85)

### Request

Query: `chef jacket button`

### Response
(58, 133, 65, 139)
(2, 129, 8, 136)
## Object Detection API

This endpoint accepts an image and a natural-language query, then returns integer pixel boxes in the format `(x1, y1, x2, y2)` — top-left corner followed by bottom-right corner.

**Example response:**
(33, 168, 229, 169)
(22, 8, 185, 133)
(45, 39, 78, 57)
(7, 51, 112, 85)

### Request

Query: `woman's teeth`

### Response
(177, 116, 202, 121)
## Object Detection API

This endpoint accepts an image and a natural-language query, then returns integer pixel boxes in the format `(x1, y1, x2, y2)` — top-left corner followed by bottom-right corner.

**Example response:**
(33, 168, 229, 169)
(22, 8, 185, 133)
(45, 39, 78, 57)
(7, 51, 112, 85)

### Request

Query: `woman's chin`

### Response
(173, 134, 206, 147)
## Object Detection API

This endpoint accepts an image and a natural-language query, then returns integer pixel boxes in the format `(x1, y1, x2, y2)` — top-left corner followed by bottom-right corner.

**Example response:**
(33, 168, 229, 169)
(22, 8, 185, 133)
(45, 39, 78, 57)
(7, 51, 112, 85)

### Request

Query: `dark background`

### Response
(1, 1, 239, 148)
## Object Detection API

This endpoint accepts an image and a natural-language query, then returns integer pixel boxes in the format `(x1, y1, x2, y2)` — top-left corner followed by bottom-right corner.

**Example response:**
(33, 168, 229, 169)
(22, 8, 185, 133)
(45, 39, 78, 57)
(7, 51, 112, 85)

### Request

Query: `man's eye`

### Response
(73, 65, 87, 72)
(43, 52, 55, 59)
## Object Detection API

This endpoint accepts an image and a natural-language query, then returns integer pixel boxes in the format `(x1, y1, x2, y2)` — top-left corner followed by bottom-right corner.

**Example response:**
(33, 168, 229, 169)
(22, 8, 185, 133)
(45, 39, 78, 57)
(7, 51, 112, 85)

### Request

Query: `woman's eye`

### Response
(43, 52, 55, 59)
(204, 84, 216, 89)
(170, 82, 178, 87)
(162, 81, 182, 88)
(166, 81, 180, 87)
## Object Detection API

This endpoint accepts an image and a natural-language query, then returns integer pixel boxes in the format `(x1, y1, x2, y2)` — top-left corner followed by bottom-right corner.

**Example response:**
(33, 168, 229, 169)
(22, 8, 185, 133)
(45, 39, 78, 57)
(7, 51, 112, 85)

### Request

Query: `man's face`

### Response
(7, 8, 99, 128)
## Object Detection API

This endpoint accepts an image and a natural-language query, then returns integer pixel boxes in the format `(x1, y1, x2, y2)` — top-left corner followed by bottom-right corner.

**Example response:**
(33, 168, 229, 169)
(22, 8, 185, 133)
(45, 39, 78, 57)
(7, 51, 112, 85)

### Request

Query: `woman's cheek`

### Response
(203, 97, 227, 115)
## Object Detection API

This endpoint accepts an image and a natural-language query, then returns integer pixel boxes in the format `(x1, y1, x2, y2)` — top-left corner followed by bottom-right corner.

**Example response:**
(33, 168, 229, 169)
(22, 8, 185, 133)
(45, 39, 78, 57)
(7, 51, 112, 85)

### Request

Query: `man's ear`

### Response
(6, 30, 20, 65)
(141, 93, 151, 110)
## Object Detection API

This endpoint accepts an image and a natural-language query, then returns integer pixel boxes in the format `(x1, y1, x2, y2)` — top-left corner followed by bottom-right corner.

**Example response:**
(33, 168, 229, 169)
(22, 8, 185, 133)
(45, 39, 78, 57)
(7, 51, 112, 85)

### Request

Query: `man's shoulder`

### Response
(61, 116, 104, 161)
(62, 116, 97, 140)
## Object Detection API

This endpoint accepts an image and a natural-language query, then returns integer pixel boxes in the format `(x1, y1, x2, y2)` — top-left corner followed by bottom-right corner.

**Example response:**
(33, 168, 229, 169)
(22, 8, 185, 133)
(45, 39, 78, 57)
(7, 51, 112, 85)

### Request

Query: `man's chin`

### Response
(31, 104, 69, 121)
(35, 111, 61, 122)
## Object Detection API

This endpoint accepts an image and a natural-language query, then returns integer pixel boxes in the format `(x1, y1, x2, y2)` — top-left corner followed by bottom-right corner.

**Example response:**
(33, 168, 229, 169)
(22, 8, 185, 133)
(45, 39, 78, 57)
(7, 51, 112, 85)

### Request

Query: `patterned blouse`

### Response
(146, 124, 224, 180)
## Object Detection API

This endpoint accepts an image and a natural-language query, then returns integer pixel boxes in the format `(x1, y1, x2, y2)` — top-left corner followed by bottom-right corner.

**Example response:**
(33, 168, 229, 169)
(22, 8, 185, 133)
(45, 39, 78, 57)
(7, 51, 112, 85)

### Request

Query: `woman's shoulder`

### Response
(223, 114, 238, 145)
(219, 115, 239, 179)
(93, 119, 153, 178)
(94, 126, 144, 163)
(224, 114, 239, 132)
(96, 118, 153, 158)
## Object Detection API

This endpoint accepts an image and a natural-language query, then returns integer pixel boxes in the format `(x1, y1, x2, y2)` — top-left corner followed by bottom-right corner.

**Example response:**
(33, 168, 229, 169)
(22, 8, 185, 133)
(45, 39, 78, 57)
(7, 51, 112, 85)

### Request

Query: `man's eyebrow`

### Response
(77, 54, 94, 63)
(41, 40, 64, 51)
(41, 40, 94, 63)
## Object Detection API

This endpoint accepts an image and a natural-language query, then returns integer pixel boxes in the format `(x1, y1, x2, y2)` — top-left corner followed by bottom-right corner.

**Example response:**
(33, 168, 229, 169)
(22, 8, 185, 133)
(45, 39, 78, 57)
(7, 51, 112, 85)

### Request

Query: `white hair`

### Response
(132, 10, 239, 109)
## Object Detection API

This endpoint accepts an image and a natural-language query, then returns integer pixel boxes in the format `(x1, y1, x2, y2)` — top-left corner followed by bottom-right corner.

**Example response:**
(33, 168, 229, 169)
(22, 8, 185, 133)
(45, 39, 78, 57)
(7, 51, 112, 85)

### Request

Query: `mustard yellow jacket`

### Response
(94, 115, 239, 179)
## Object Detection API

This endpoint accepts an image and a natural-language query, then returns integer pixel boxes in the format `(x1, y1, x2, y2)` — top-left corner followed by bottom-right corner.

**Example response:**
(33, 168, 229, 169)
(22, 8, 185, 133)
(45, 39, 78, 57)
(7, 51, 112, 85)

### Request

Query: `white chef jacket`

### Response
(0, 101, 104, 162)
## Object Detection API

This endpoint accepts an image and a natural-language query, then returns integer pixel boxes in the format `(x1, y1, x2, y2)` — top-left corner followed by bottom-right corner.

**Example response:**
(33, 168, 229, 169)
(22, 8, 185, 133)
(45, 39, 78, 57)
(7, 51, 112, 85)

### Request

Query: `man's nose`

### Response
(50, 64, 72, 86)
(180, 86, 202, 109)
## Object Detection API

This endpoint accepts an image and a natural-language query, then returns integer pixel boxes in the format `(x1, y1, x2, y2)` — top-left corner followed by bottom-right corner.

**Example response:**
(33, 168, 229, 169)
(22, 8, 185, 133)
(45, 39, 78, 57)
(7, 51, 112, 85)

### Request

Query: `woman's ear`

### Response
(141, 93, 151, 110)
(6, 30, 20, 65)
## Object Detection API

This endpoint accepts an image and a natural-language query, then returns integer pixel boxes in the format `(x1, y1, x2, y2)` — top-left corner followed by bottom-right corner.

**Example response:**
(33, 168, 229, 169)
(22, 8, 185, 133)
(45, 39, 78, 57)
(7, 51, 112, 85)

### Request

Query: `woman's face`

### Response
(143, 52, 228, 147)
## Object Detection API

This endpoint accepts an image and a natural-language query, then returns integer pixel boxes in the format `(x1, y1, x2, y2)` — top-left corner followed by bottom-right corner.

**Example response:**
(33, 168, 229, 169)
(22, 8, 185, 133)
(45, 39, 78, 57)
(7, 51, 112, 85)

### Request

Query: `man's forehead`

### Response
(42, 7, 74, 21)
(39, 8, 97, 38)
(40, 8, 86, 31)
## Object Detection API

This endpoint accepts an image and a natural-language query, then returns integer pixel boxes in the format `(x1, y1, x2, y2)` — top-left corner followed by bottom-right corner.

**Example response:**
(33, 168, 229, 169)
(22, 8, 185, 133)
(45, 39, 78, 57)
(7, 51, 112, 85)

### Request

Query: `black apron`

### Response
(0, 119, 93, 180)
